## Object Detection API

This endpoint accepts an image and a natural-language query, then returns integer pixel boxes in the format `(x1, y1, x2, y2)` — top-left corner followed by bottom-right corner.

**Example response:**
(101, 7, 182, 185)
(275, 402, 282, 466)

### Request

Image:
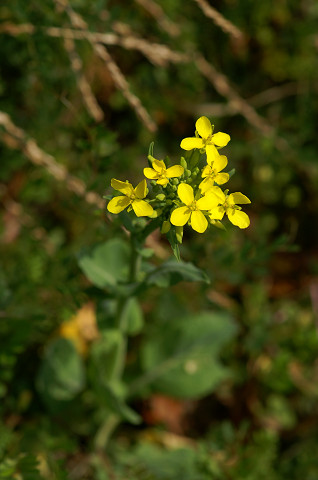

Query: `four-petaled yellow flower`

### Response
(170, 183, 220, 233)
(181, 116, 230, 161)
(107, 179, 154, 217)
(200, 150, 229, 193)
(209, 191, 251, 229)
(144, 158, 184, 186)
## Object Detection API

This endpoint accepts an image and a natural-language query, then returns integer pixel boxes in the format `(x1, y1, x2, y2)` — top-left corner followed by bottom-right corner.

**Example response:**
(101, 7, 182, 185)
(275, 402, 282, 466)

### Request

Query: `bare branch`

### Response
(193, 0, 245, 41)
(64, 36, 104, 122)
(54, 0, 157, 132)
(134, 0, 180, 37)
(0, 111, 105, 209)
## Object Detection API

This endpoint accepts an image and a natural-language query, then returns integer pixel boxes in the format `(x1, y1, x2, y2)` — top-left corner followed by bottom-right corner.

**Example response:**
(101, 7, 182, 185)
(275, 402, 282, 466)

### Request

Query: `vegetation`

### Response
(1, 0, 318, 478)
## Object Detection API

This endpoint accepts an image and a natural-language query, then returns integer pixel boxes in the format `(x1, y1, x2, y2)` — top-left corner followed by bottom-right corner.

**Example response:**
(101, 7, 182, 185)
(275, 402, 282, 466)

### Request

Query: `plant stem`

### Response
(94, 235, 141, 451)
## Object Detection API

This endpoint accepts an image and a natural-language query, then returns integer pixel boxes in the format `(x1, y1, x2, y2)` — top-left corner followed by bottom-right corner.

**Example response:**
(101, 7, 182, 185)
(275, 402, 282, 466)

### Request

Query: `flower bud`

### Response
(161, 220, 171, 234)
(156, 193, 165, 201)
(180, 157, 187, 170)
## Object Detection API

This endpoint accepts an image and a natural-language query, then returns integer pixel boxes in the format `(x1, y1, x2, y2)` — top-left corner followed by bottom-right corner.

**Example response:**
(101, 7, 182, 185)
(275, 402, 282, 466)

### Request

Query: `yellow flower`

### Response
(144, 158, 184, 186)
(170, 183, 220, 233)
(200, 151, 229, 193)
(107, 179, 153, 217)
(209, 191, 251, 229)
(180, 116, 230, 160)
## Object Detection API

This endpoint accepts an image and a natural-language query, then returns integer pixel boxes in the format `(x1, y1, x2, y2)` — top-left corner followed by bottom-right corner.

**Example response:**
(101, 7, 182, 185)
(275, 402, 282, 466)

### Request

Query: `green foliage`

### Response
(141, 312, 237, 398)
(89, 331, 141, 424)
(1, 0, 318, 478)
(78, 239, 130, 289)
(144, 259, 210, 288)
(36, 338, 85, 405)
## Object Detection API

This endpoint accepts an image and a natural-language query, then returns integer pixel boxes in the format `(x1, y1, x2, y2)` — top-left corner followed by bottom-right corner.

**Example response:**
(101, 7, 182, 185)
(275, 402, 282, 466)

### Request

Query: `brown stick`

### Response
(134, 0, 180, 37)
(193, 0, 244, 41)
(54, 0, 157, 132)
(64, 36, 104, 122)
(0, 111, 105, 209)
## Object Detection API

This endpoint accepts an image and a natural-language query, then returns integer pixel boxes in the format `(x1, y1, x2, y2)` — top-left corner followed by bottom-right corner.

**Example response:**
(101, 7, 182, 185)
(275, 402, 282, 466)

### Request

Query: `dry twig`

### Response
(0, 22, 186, 67)
(134, 0, 180, 37)
(0, 111, 104, 209)
(195, 54, 273, 135)
(54, 0, 157, 132)
(193, 0, 244, 41)
(64, 36, 104, 122)
(0, 20, 288, 146)
(193, 83, 299, 116)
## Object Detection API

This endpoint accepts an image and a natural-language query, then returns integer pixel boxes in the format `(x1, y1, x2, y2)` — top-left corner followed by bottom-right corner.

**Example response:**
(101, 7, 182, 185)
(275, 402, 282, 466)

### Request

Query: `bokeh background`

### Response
(1, 0, 318, 478)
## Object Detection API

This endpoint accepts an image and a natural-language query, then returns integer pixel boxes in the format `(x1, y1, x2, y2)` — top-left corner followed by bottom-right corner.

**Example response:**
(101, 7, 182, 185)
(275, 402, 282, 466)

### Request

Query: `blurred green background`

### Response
(1, 0, 318, 478)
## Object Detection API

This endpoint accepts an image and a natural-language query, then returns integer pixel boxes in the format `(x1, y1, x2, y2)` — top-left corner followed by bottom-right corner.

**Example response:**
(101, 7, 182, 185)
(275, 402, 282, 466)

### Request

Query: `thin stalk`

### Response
(94, 235, 141, 451)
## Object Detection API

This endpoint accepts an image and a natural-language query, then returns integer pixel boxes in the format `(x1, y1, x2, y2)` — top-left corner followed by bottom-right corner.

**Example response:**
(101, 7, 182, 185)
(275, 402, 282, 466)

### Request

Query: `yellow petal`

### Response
(180, 137, 204, 150)
(170, 206, 191, 226)
(132, 199, 153, 217)
(157, 177, 169, 186)
(196, 116, 212, 139)
(229, 192, 251, 204)
(209, 206, 225, 220)
(152, 159, 166, 173)
(196, 192, 220, 210)
(228, 209, 250, 228)
(144, 168, 158, 179)
(134, 179, 148, 199)
(206, 144, 220, 165)
(165, 165, 184, 178)
(207, 186, 226, 203)
(178, 183, 194, 206)
(111, 179, 133, 195)
(215, 172, 229, 185)
(107, 196, 131, 214)
(201, 165, 212, 178)
(190, 210, 208, 233)
(212, 132, 230, 147)
(213, 154, 228, 172)
(199, 177, 214, 194)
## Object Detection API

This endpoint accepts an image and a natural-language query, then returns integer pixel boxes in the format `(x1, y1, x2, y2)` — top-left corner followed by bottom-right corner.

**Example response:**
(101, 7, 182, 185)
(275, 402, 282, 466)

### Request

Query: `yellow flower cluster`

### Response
(107, 116, 251, 238)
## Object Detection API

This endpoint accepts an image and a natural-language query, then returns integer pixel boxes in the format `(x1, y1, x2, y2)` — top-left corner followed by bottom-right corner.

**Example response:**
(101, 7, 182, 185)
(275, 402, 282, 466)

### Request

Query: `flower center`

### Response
(189, 200, 198, 211)
(203, 134, 213, 146)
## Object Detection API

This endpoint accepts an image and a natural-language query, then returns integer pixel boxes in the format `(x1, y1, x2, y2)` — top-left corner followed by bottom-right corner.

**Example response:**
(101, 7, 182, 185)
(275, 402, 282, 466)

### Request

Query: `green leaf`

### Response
(90, 330, 124, 382)
(78, 239, 130, 289)
(228, 168, 236, 178)
(139, 312, 237, 398)
(144, 258, 210, 288)
(121, 297, 144, 335)
(121, 443, 214, 480)
(36, 338, 85, 402)
(148, 141, 154, 158)
(166, 228, 181, 261)
(89, 331, 141, 424)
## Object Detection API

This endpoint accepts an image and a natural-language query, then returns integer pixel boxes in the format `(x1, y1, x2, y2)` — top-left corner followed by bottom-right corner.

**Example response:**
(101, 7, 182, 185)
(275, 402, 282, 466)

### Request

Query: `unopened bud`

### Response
(180, 157, 187, 170)
(175, 226, 183, 243)
(161, 220, 171, 234)
(156, 193, 165, 201)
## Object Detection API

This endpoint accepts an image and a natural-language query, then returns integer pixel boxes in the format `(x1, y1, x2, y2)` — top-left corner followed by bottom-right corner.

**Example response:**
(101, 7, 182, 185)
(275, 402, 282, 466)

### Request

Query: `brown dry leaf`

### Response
(142, 394, 191, 434)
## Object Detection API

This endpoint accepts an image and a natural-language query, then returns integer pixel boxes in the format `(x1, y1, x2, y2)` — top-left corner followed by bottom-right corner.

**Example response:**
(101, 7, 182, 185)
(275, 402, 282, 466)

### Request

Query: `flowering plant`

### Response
(73, 117, 251, 448)
(107, 116, 251, 257)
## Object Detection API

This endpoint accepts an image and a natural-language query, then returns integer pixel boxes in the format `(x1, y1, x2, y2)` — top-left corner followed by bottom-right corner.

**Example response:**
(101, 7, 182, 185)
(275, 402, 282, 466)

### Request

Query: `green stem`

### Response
(94, 235, 141, 451)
